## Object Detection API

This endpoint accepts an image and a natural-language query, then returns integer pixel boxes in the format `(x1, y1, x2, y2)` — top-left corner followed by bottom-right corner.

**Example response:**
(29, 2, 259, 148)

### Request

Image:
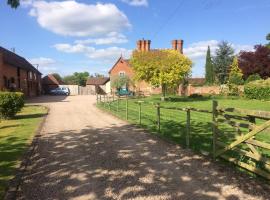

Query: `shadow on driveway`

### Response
(17, 124, 270, 200)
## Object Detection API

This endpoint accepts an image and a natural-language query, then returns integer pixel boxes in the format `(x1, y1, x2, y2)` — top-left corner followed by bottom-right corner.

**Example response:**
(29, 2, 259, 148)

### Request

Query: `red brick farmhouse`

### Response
(109, 39, 184, 95)
(0, 46, 42, 97)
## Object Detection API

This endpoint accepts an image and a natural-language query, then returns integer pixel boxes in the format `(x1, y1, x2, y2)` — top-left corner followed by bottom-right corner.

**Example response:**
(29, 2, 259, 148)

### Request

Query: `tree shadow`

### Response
(16, 124, 270, 200)
(26, 95, 69, 104)
(15, 113, 47, 120)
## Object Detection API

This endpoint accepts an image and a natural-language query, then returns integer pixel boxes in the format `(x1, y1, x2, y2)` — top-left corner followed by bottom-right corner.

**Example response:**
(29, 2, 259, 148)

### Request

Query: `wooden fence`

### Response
(96, 94, 270, 180)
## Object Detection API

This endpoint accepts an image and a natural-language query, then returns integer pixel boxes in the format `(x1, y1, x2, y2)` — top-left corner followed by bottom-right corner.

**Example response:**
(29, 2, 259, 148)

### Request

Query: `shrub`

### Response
(0, 92, 24, 119)
(244, 78, 270, 100)
(245, 74, 261, 84)
(228, 74, 244, 85)
(189, 93, 203, 98)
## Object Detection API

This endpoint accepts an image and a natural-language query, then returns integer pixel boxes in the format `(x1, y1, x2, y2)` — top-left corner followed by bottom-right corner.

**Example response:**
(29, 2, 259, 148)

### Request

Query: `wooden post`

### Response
(138, 102, 142, 125)
(212, 100, 218, 159)
(103, 95, 105, 103)
(99, 95, 101, 102)
(156, 103, 160, 132)
(126, 96, 129, 120)
(117, 98, 119, 112)
(96, 94, 98, 103)
(186, 108, 191, 148)
(108, 96, 111, 110)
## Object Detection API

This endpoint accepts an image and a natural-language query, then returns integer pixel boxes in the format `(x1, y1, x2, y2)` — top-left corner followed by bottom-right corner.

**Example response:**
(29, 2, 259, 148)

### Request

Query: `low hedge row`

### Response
(0, 92, 24, 119)
(244, 78, 270, 100)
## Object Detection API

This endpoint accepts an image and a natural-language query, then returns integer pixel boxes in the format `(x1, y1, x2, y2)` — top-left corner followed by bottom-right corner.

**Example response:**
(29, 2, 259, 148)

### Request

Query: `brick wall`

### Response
(179, 85, 220, 96)
(0, 59, 41, 96)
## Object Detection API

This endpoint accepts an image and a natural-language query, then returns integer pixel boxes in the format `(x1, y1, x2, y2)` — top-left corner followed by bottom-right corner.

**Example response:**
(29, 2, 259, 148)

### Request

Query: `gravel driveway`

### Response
(16, 95, 269, 200)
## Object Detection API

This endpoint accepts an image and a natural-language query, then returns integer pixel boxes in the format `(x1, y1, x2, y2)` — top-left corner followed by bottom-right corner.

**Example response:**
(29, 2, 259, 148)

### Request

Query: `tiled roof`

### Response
(0, 46, 42, 74)
(86, 77, 110, 85)
(109, 57, 130, 73)
(42, 74, 64, 85)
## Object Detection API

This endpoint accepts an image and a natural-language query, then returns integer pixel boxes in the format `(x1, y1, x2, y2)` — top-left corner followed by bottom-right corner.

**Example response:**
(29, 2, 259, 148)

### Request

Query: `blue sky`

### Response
(0, 0, 269, 77)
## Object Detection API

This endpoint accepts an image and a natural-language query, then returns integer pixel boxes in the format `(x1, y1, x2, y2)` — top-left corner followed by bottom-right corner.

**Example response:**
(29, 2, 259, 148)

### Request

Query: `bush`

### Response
(244, 78, 270, 100)
(228, 74, 244, 85)
(189, 93, 203, 98)
(0, 92, 24, 119)
(245, 74, 261, 84)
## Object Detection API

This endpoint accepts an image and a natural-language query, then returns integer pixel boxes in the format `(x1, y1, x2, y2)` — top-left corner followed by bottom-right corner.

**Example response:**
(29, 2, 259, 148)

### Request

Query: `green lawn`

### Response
(97, 95, 270, 177)
(0, 105, 47, 199)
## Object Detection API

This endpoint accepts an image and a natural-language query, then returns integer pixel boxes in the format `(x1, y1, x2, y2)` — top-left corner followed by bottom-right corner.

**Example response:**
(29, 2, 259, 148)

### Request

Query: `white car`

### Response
(50, 87, 70, 96)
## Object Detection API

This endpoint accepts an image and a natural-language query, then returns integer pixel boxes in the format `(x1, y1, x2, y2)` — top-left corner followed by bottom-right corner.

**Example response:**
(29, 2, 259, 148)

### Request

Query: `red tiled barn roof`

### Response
(86, 77, 110, 85)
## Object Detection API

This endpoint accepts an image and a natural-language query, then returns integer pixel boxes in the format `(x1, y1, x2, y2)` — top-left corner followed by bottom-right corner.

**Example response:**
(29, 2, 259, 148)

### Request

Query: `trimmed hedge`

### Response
(244, 78, 270, 100)
(0, 92, 24, 119)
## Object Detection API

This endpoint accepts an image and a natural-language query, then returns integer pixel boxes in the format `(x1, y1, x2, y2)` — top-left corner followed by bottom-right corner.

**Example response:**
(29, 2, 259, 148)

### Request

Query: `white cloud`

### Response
(28, 57, 58, 73)
(184, 40, 253, 61)
(74, 32, 128, 45)
(54, 43, 132, 62)
(121, 0, 148, 7)
(184, 40, 254, 77)
(29, 1, 131, 37)
(184, 40, 219, 60)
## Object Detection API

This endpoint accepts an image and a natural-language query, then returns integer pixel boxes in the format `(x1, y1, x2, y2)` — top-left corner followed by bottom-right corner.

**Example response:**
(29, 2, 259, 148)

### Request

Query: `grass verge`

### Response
(0, 105, 47, 199)
(97, 95, 270, 179)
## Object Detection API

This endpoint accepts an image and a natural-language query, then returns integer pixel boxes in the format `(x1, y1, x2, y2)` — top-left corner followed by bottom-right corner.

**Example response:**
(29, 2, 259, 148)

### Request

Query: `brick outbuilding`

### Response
(0, 46, 42, 97)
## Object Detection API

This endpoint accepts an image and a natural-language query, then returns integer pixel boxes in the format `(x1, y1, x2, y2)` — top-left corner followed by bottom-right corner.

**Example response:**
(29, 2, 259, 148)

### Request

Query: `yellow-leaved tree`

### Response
(130, 50, 192, 99)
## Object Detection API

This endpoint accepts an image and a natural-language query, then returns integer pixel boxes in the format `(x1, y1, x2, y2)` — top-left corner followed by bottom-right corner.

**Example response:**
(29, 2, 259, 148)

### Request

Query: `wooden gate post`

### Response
(156, 103, 161, 132)
(212, 100, 218, 159)
(186, 108, 191, 148)
(126, 96, 129, 120)
(138, 102, 142, 125)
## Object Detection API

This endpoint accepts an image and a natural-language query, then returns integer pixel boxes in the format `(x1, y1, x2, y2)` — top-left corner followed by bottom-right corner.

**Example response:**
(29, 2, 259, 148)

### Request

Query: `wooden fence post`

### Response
(108, 96, 111, 110)
(117, 98, 119, 112)
(212, 100, 218, 159)
(138, 102, 142, 125)
(156, 103, 160, 132)
(126, 96, 128, 120)
(186, 108, 191, 148)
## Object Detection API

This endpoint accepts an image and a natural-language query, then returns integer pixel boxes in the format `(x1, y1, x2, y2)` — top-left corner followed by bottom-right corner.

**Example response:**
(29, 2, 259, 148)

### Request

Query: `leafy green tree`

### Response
(228, 57, 244, 85)
(266, 33, 270, 48)
(205, 46, 214, 85)
(7, 0, 19, 8)
(213, 41, 234, 84)
(130, 49, 192, 99)
(63, 72, 89, 86)
(111, 75, 132, 90)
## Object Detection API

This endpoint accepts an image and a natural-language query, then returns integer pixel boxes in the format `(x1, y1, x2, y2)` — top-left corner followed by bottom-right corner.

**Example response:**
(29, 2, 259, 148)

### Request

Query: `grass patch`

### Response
(0, 105, 47, 199)
(97, 95, 270, 178)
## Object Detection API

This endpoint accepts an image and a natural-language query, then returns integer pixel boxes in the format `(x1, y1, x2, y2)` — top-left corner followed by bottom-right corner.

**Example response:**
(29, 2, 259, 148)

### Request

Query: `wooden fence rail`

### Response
(96, 94, 270, 179)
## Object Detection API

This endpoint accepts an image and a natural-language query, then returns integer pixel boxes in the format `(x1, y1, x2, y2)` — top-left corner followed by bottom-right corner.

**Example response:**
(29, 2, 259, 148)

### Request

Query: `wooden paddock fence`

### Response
(96, 94, 270, 180)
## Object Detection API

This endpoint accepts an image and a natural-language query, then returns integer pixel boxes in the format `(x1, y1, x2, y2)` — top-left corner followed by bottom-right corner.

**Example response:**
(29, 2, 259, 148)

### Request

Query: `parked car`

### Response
(49, 87, 70, 96)
(116, 88, 134, 96)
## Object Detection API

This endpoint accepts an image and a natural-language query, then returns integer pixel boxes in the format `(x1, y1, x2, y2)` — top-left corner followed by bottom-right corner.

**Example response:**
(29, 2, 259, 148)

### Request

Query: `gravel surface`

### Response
(16, 95, 270, 200)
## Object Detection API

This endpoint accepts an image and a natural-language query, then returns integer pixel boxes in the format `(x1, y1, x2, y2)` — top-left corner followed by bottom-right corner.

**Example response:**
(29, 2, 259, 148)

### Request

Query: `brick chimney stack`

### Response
(172, 39, 184, 54)
(136, 39, 151, 51)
